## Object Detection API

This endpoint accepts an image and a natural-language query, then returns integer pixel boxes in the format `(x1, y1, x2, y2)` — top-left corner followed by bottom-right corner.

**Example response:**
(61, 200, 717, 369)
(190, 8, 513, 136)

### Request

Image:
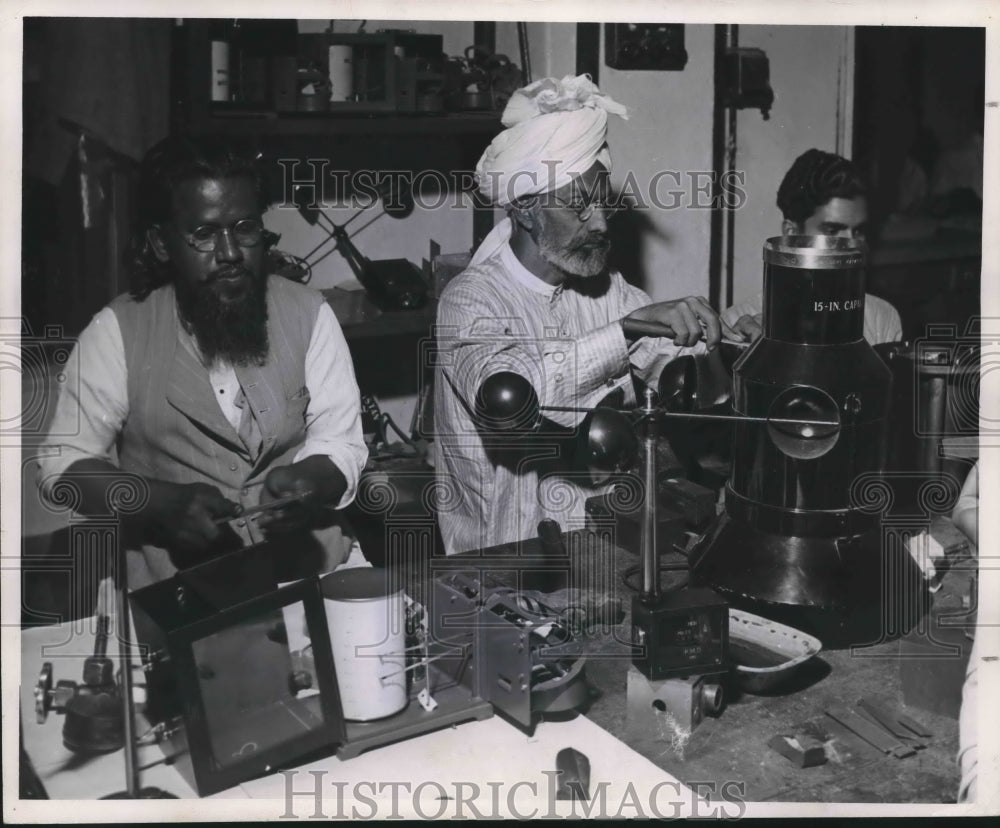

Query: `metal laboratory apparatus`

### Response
(690, 235, 925, 646)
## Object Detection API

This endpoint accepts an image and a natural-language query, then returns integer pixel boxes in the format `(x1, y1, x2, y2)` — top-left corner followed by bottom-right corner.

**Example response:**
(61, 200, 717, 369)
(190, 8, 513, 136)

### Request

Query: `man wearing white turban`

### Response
(433, 75, 735, 556)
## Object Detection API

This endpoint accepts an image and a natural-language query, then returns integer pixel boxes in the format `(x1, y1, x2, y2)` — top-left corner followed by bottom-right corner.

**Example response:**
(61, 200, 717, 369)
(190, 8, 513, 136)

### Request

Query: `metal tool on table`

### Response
(33, 532, 178, 796)
(428, 566, 591, 733)
(35, 611, 125, 754)
(472, 235, 927, 735)
(855, 699, 931, 750)
(476, 374, 735, 736)
(555, 747, 591, 801)
(824, 705, 918, 759)
(475, 342, 840, 738)
(625, 391, 730, 708)
(214, 489, 314, 525)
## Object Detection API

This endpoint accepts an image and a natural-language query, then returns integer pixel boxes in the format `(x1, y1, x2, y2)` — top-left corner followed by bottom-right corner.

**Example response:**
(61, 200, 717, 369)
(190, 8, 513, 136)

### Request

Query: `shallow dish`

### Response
(729, 609, 822, 693)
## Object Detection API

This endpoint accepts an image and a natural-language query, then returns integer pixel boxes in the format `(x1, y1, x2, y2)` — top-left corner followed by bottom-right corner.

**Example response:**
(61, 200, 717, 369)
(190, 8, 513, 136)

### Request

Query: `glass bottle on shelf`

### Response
(208, 19, 232, 102)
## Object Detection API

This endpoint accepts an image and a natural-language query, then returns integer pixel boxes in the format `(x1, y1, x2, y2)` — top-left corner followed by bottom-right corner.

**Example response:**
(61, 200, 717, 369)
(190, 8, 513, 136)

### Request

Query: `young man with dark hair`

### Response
(723, 148, 903, 345)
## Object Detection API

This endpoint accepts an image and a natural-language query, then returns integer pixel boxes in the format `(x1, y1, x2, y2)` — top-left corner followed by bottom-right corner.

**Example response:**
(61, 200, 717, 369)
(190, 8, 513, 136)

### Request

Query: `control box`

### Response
(631, 587, 729, 681)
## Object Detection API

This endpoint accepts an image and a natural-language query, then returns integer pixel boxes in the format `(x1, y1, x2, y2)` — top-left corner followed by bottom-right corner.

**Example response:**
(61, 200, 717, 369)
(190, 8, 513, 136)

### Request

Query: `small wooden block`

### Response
(768, 733, 828, 768)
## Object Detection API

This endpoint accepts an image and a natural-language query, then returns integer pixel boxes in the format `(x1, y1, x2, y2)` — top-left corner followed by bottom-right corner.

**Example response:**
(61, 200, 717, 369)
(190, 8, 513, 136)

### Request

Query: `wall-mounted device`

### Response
(721, 47, 774, 119)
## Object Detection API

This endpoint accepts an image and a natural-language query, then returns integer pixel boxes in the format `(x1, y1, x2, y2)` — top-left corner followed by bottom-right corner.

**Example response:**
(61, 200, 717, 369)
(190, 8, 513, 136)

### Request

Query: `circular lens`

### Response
(766, 386, 841, 459)
(701, 682, 723, 715)
(234, 219, 264, 246)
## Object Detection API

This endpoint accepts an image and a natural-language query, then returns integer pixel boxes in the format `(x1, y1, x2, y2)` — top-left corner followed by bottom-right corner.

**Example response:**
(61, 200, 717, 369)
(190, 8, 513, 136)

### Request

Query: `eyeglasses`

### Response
(175, 218, 265, 253)
(547, 194, 623, 222)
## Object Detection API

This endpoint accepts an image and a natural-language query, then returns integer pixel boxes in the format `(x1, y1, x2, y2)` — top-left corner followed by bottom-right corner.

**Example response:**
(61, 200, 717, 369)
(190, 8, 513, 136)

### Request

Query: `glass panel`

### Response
(191, 602, 324, 770)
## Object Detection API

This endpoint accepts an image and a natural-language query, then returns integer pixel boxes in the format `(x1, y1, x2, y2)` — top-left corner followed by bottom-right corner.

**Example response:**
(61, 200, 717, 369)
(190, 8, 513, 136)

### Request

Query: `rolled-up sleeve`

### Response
(295, 302, 368, 509)
(36, 308, 129, 499)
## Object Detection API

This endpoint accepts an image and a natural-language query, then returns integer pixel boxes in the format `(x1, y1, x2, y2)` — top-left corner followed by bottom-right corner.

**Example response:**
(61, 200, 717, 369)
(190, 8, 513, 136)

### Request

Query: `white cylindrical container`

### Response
(321, 568, 407, 721)
(328, 45, 354, 102)
(210, 40, 230, 102)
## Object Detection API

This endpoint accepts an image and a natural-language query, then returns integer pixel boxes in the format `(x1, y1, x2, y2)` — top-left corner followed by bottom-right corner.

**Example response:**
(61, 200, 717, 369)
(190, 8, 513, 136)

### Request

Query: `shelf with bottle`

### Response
(176, 20, 503, 138)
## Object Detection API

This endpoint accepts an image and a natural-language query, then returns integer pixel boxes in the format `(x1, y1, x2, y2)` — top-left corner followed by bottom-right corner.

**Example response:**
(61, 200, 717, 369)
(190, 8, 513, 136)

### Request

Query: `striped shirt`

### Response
(433, 218, 704, 555)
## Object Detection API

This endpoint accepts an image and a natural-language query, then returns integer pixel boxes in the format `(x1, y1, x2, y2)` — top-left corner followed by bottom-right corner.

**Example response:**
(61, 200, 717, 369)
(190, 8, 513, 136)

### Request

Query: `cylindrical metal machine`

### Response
(690, 235, 925, 646)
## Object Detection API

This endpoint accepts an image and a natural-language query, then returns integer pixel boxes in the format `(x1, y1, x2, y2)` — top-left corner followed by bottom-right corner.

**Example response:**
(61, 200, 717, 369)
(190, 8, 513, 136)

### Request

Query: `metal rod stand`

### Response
(101, 537, 176, 799)
(639, 388, 660, 603)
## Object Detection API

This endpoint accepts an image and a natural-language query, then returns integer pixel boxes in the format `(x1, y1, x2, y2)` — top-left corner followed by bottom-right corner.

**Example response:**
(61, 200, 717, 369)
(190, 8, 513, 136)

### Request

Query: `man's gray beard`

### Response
(175, 273, 270, 367)
(539, 237, 609, 278)
(535, 219, 610, 278)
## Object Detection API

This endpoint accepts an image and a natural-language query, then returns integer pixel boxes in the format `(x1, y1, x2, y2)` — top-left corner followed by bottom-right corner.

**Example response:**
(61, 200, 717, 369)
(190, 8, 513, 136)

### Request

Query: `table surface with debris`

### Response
(458, 524, 974, 804)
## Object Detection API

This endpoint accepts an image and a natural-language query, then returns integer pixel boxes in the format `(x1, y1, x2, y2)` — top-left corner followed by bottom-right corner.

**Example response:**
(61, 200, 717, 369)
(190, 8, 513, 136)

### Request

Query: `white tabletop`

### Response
(18, 619, 697, 819)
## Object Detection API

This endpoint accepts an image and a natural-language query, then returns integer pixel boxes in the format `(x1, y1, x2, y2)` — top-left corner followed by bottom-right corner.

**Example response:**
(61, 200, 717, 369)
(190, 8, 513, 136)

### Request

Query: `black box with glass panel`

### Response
(130, 543, 345, 797)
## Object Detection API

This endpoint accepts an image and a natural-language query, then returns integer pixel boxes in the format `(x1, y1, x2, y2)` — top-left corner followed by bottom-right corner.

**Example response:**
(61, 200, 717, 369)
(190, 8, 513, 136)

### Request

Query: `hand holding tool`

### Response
(214, 490, 314, 525)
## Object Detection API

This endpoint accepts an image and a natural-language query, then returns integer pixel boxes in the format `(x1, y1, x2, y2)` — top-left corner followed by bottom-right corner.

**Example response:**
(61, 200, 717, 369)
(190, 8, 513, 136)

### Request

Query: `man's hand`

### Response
(732, 313, 763, 343)
(623, 296, 737, 349)
(257, 456, 347, 535)
(144, 481, 240, 553)
(57, 459, 238, 554)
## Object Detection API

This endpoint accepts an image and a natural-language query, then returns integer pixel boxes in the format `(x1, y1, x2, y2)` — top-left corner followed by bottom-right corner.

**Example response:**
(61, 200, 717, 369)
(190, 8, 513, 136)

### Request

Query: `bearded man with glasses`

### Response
(37, 135, 369, 589)
(434, 75, 737, 555)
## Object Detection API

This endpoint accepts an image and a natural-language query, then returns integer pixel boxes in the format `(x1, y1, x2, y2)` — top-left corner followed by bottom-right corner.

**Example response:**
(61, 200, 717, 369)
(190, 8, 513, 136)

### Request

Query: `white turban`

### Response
(475, 75, 629, 207)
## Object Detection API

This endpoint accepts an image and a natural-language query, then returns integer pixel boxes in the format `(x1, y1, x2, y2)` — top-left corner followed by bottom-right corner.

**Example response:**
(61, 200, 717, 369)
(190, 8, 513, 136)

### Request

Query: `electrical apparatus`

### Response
(474, 235, 925, 653)
(85, 528, 592, 796)
(626, 667, 725, 737)
(292, 180, 429, 312)
(130, 544, 346, 796)
(688, 235, 927, 645)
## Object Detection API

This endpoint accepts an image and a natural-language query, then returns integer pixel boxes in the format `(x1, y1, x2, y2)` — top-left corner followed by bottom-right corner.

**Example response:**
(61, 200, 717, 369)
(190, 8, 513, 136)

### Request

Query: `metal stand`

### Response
(638, 388, 660, 603)
(101, 539, 176, 800)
